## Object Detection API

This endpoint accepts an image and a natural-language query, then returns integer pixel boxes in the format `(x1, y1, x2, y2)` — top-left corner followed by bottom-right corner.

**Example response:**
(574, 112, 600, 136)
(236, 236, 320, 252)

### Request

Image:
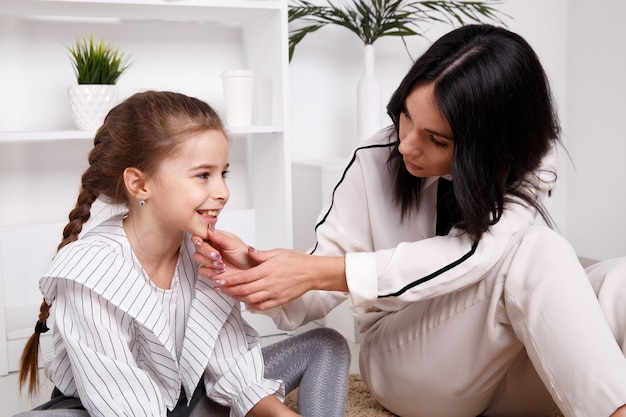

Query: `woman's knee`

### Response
(504, 226, 583, 294)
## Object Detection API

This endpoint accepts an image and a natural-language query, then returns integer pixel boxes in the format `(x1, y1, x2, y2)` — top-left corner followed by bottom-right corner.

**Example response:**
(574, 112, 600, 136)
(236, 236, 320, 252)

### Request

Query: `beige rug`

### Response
(284, 373, 564, 417)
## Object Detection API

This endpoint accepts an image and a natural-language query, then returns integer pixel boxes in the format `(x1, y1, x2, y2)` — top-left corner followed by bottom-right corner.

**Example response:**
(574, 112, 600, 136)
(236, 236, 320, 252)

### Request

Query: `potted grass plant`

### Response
(67, 34, 131, 130)
(288, 0, 506, 61)
(288, 0, 506, 141)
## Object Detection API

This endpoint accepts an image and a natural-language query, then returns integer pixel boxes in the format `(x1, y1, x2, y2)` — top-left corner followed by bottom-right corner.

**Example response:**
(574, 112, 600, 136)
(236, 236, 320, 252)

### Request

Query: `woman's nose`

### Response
(399, 131, 421, 156)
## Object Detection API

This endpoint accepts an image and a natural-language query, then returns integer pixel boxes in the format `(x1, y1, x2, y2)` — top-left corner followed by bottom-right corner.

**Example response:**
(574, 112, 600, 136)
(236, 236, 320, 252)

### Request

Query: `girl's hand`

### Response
(249, 394, 300, 417)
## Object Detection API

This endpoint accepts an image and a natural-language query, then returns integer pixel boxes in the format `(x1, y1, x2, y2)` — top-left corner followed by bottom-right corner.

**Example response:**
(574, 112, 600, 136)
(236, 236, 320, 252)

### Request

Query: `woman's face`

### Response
(398, 83, 454, 178)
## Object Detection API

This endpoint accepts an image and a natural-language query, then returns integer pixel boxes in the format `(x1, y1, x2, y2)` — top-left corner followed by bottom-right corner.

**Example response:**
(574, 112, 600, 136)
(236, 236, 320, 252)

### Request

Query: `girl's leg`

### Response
(12, 390, 88, 417)
(262, 327, 350, 417)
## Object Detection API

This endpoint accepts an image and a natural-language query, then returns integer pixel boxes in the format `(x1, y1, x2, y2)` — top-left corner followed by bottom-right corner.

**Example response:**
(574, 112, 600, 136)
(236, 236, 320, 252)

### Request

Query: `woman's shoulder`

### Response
(355, 129, 395, 152)
(346, 129, 396, 171)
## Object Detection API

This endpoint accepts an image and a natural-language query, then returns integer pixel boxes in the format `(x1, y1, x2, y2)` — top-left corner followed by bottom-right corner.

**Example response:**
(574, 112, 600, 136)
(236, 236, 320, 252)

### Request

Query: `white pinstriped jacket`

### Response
(39, 215, 282, 417)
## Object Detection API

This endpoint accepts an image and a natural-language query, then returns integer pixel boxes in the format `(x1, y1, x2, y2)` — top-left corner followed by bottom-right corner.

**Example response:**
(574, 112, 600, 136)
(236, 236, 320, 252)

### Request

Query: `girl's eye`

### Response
(429, 135, 449, 149)
(197, 172, 209, 180)
(222, 170, 230, 179)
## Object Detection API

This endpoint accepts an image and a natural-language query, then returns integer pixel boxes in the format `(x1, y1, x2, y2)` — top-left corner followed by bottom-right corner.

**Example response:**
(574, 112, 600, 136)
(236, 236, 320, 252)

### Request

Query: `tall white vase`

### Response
(357, 44, 382, 143)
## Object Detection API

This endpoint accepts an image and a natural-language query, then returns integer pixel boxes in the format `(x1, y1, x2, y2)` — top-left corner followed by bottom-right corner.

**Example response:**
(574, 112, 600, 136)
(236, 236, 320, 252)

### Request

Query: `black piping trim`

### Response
(309, 142, 395, 254)
(378, 238, 481, 298)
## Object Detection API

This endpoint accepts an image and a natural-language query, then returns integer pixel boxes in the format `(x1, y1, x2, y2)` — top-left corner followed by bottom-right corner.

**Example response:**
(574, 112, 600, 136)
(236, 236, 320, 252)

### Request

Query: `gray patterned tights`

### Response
(263, 327, 351, 417)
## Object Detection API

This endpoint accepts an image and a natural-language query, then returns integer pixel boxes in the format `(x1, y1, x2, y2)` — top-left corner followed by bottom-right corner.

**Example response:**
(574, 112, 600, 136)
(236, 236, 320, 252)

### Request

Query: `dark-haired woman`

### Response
(195, 24, 626, 417)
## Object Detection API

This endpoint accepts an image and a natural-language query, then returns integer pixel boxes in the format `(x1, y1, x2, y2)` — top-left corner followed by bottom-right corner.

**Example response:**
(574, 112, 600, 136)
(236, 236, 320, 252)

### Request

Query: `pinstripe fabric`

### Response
(39, 215, 282, 417)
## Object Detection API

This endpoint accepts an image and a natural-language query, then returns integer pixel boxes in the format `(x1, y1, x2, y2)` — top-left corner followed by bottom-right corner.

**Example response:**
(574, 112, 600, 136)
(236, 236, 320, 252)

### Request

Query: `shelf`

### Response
(0, 125, 284, 143)
(227, 125, 283, 135)
(0, 0, 291, 376)
(0, 0, 282, 24)
(0, 0, 291, 247)
(0, 130, 94, 142)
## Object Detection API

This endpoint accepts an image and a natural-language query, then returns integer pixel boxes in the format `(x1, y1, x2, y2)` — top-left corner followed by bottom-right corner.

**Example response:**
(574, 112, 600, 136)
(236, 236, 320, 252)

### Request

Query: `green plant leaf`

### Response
(67, 34, 131, 84)
(288, 0, 508, 61)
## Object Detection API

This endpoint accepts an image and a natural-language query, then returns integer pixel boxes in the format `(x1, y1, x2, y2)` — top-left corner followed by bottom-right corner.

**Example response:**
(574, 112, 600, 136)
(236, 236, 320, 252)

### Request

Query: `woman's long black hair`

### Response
(387, 24, 560, 238)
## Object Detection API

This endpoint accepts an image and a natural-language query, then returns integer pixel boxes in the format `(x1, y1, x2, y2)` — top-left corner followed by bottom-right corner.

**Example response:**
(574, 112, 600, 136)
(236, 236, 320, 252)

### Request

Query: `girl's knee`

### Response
(308, 327, 351, 361)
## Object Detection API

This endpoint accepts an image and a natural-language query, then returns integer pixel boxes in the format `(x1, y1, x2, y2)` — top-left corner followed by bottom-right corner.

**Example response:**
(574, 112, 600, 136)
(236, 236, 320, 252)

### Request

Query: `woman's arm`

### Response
(197, 140, 557, 318)
(193, 226, 347, 309)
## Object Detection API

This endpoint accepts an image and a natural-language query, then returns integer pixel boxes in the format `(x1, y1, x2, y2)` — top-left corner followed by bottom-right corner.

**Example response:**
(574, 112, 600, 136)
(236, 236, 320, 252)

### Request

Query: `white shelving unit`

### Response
(0, 0, 291, 375)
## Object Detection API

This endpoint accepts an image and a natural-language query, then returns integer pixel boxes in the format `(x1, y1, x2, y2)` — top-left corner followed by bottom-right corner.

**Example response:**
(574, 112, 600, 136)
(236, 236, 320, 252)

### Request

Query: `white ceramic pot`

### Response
(68, 84, 119, 131)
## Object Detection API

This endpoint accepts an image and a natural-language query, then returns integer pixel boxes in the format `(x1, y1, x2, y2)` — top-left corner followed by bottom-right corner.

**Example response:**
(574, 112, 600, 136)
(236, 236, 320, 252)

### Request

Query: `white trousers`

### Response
(360, 227, 626, 417)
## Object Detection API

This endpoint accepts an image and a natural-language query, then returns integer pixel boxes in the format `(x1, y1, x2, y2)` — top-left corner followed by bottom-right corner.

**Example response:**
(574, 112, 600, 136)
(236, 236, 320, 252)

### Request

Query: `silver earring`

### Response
(139, 200, 145, 207)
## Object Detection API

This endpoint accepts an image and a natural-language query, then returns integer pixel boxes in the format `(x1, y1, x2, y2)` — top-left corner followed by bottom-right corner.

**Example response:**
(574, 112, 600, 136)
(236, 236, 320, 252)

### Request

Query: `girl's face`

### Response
(398, 83, 454, 178)
(147, 129, 230, 240)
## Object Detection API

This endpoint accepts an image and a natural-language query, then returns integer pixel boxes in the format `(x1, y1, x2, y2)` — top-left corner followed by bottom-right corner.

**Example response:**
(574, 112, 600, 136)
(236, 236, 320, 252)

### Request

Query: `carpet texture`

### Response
(284, 373, 565, 417)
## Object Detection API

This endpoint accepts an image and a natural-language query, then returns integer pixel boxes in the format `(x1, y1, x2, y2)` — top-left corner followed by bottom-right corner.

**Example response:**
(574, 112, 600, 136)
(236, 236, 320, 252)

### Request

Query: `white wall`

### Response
(289, 0, 626, 260)
(565, 0, 626, 259)
(1, 1, 624, 260)
(0, 16, 248, 226)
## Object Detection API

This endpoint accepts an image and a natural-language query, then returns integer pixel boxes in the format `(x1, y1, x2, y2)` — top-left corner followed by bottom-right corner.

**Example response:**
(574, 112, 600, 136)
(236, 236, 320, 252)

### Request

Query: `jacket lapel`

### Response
(177, 240, 236, 399)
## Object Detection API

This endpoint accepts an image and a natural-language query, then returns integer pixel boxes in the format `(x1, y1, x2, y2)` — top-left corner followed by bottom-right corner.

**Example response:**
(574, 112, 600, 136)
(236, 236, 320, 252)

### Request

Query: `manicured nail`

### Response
(215, 279, 226, 285)
(209, 224, 216, 232)
(213, 261, 224, 269)
(248, 246, 257, 253)
(214, 269, 225, 275)
(209, 252, 222, 261)
(193, 238, 203, 247)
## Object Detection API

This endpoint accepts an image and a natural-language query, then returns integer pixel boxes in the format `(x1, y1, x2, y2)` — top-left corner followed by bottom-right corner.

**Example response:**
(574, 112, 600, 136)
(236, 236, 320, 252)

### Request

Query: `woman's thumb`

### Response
(247, 246, 278, 263)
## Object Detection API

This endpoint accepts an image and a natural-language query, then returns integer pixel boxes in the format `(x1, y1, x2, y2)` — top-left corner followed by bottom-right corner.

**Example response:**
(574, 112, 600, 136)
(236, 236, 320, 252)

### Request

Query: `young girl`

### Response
(15, 91, 350, 417)
(194, 25, 626, 417)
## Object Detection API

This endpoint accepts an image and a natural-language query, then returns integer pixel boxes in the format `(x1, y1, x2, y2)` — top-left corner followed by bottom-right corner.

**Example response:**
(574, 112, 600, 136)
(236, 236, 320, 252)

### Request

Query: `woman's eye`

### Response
(429, 135, 449, 149)
(197, 172, 209, 180)
(222, 170, 230, 179)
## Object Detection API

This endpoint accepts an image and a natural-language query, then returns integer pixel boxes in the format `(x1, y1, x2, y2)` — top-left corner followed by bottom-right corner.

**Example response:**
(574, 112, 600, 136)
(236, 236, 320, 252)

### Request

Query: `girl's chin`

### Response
(189, 225, 209, 240)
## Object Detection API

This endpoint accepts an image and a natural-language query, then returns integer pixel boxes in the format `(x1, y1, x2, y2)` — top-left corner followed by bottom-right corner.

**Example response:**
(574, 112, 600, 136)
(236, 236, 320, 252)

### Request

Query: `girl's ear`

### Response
(123, 167, 149, 202)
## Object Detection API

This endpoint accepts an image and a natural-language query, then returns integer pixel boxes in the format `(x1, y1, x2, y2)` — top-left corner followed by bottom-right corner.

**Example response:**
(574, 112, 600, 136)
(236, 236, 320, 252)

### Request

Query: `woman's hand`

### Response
(210, 249, 347, 311)
(193, 226, 258, 278)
